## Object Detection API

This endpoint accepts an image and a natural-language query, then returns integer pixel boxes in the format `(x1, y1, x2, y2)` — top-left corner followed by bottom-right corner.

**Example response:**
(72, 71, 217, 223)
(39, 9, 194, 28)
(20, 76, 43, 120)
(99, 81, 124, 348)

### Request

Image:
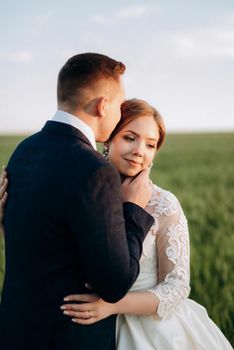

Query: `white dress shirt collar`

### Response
(52, 110, 97, 150)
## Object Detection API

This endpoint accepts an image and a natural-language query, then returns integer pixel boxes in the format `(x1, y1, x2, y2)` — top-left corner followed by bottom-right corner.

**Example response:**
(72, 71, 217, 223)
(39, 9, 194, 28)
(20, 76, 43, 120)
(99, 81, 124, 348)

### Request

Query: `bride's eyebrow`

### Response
(124, 130, 157, 141)
(124, 130, 138, 136)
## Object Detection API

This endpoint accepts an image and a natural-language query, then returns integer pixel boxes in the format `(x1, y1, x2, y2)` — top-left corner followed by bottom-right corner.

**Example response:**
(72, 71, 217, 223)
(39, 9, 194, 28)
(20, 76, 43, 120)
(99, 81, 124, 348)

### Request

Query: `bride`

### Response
(0, 99, 232, 349)
(60, 99, 232, 349)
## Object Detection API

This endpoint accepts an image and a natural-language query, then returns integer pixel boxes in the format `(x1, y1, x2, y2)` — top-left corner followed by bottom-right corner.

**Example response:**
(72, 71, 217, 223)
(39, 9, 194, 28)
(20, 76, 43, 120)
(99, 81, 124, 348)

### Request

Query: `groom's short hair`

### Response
(57, 52, 125, 109)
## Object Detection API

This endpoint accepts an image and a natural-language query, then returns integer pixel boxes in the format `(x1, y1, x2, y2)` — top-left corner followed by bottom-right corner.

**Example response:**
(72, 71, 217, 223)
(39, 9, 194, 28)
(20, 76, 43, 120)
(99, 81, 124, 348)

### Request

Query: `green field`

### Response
(0, 132, 234, 345)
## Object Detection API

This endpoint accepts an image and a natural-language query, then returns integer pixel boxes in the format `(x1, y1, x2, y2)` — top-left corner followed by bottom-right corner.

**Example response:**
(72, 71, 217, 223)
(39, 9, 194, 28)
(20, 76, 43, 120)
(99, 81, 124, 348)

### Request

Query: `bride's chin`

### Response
(120, 169, 140, 178)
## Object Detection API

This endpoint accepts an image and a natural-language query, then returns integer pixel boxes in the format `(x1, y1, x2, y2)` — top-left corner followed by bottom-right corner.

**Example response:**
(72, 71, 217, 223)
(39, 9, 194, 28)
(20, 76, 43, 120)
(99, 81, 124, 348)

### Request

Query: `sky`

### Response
(0, 0, 234, 133)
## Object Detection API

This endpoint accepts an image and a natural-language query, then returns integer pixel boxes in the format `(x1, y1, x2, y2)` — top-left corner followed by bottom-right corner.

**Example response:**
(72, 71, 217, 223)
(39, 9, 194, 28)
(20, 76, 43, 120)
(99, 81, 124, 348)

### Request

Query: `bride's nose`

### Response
(132, 142, 144, 157)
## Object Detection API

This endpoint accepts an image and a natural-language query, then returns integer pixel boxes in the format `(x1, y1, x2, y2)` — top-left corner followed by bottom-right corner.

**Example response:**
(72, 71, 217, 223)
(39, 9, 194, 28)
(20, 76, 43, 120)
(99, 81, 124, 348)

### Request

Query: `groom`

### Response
(0, 53, 154, 349)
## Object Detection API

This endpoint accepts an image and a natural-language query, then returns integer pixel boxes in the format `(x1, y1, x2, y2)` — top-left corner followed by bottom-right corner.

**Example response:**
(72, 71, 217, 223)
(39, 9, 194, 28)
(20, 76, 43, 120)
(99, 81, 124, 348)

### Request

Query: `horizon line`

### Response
(1, 129, 234, 137)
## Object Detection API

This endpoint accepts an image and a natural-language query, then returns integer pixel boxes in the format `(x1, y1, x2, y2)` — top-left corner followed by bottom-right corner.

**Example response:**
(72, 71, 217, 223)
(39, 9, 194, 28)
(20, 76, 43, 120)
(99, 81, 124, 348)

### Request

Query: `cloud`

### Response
(170, 27, 234, 60)
(92, 5, 148, 24)
(0, 51, 33, 63)
(116, 5, 147, 19)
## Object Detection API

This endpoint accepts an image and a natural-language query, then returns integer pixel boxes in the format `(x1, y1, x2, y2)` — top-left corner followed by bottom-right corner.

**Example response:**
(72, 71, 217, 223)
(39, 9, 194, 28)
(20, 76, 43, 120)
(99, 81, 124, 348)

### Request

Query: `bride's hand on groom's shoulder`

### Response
(0, 166, 8, 231)
(60, 293, 116, 325)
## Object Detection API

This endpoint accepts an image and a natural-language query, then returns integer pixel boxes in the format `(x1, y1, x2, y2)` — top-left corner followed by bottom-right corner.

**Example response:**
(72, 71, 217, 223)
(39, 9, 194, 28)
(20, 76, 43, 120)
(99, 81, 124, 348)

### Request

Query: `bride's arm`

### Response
(61, 192, 190, 324)
(61, 290, 159, 325)
(146, 192, 190, 319)
(112, 291, 159, 316)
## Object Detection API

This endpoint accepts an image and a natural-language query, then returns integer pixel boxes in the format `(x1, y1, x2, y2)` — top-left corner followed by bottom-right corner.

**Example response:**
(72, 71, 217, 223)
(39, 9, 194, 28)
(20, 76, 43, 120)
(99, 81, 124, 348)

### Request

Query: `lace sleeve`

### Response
(147, 189, 190, 319)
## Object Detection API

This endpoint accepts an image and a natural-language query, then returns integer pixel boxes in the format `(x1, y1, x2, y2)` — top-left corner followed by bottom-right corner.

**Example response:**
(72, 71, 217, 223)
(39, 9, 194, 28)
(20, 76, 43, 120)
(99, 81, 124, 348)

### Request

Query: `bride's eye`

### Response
(124, 135, 135, 142)
(147, 143, 156, 149)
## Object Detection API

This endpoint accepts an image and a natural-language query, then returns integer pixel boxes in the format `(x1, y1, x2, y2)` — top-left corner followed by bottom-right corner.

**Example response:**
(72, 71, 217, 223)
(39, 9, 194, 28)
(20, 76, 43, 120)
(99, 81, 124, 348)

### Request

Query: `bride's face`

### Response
(108, 115, 159, 177)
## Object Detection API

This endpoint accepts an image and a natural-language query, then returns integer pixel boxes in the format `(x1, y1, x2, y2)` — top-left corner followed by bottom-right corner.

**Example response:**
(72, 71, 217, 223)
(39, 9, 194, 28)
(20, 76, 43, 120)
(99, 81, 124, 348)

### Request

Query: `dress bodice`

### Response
(130, 224, 157, 291)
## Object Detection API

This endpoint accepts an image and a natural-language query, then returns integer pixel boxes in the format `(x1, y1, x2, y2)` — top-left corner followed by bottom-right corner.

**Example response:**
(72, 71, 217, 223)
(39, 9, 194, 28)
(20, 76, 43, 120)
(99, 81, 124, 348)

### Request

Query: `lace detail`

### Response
(146, 185, 190, 319)
(147, 186, 179, 218)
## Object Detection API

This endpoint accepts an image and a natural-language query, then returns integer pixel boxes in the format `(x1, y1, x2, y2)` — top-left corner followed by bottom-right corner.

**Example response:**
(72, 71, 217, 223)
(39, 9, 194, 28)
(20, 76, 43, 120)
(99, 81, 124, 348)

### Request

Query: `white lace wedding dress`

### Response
(116, 185, 233, 350)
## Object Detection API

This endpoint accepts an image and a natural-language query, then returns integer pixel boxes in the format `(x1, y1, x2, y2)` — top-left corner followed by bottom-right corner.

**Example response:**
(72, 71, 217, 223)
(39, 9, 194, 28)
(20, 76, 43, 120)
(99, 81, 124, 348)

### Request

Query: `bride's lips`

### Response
(124, 158, 142, 167)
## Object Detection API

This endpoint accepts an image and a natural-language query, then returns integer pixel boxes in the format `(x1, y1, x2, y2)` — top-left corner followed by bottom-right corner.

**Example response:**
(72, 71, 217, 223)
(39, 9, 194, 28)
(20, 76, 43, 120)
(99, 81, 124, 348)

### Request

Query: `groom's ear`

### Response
(96, 96, 108, 118)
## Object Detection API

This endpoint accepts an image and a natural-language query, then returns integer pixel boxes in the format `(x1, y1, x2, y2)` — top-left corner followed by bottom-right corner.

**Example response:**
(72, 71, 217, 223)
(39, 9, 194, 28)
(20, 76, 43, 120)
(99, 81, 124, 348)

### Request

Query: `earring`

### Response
(103, 145, 109, 160)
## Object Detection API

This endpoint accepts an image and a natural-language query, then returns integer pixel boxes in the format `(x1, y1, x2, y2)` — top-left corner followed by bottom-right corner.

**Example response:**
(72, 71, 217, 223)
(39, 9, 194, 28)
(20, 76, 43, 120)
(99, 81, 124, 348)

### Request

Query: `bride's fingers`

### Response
(71, 317, 96, 325)
(61, 302, 94, 312)
(64, 294, 99, 302)
(0, 178, 8, 201)
(63, 309, 94, 319)
(0, 192, 8, 208)
(0, 167, 7, 185)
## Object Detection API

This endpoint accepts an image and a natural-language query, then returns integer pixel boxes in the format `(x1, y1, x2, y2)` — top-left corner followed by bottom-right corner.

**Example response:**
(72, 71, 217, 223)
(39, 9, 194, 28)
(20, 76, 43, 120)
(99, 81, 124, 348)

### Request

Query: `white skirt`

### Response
(116, 299, 233, 350)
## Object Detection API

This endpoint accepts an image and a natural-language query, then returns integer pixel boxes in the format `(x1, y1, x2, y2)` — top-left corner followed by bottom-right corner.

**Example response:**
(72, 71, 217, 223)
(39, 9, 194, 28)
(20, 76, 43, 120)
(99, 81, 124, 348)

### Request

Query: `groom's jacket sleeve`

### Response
(67, 162, 154, 303)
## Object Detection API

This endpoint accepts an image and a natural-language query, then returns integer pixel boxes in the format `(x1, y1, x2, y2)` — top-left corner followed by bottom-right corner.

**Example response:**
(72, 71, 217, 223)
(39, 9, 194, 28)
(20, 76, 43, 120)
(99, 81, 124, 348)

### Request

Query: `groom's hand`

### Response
(121, 167, 152, 208)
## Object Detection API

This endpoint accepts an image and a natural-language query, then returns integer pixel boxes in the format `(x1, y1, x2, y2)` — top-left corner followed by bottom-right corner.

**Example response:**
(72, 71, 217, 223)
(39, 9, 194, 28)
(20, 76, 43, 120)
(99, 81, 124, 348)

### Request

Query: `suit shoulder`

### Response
(7, 131, 42, 159)
(14, 131, 41, 147)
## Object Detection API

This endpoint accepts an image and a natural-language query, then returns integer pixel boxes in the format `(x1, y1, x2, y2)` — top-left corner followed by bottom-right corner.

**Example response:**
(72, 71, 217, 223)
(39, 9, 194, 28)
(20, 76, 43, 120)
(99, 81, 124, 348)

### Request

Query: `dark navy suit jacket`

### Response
(0, 121, 154, 350)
